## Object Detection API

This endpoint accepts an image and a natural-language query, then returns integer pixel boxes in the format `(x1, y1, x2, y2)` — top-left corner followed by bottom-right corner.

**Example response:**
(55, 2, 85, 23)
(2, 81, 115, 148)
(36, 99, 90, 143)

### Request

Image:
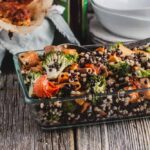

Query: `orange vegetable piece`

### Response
(58, 72, 69, 83)
(71, 82, 81, 91)
(108, 54, 121, 62)
(85, 64, 100, 75)
(124, 86, 140, 103)
(62, 48, 78, 55)
(81, 102, 90, 113)
(140, 78, 150, 100)
(33, 75, 60, 98)
(119, 44, 134, 56)
(19, 51, 40, 68)
(96, 47, 105, 54)
(75, 99, 85, 106)
(134, 49, 150, 59)
(68, 63, 79, 70)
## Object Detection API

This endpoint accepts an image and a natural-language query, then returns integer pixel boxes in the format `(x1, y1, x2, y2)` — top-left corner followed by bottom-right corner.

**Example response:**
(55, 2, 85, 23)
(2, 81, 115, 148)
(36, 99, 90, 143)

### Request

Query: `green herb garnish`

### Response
(109, 61, 130, 76)
(136, 69, 150, 78)
(87, 75, 106, 94)
(109, 42, 123, 51)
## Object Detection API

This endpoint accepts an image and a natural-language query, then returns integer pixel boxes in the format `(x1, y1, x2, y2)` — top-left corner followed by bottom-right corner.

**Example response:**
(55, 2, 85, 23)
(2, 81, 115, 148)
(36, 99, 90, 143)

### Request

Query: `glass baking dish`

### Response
(13, 40, 150, 130)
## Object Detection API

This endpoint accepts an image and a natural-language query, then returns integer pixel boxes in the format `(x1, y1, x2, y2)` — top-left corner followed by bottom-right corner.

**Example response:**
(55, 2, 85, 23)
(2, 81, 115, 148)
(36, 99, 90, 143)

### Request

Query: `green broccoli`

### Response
(145, 47, 150, 52)
(109, 61, 130, 76)
(87, 75, 106, 104)
(63, 101, 77, 113)
(88, 75, 106, 94)
(136, 69, 150, 78)
(30, 72, 42, 81)
(109, 42, 123, 51)
(27, 72, 42, 97)
(43, 51, 78, 79)
(24, 71, 41, 84)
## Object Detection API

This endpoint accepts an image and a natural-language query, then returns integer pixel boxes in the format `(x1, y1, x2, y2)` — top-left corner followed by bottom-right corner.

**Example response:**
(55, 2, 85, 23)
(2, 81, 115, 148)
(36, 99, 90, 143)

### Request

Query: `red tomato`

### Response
(33, 75, 60, 98)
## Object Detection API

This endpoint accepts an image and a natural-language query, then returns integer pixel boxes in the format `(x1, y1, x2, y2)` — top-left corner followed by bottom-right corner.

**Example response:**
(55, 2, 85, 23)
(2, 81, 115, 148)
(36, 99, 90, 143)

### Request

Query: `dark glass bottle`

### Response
(55, 0, 88, 43)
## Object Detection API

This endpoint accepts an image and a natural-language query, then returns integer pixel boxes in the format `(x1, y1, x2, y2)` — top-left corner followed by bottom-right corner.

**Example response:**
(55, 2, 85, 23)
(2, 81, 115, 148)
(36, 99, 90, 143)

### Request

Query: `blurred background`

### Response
(55, 0, 150, 45)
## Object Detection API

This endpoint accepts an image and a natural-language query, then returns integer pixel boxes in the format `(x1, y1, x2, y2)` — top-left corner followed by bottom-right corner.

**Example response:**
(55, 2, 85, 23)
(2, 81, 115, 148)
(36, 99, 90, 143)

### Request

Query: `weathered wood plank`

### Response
(76, 125, 108, 150)
(0, 72, 150, 150)
(76, 119, 150, 150)
(0, 73, 74, 150)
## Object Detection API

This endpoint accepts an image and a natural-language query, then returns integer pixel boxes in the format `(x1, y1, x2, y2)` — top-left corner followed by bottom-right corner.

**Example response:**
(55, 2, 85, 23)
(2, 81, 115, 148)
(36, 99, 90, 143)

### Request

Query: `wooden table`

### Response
(0, 54, 150, 150)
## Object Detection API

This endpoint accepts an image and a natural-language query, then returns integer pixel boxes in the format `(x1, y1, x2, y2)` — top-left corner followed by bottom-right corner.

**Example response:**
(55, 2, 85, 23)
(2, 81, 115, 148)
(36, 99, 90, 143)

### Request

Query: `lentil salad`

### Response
(18, 43, 150, 126)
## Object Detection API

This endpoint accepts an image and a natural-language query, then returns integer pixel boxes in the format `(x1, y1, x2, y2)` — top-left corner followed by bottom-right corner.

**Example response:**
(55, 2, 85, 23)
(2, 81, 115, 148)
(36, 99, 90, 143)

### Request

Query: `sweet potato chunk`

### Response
(19, 51, 40, 68)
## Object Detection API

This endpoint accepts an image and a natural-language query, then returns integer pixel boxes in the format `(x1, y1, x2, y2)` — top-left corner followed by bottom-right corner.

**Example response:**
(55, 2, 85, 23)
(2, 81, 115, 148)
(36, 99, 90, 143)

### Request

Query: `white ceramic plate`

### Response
(92, 0, 150, 19)
(92, 2, 150, 39)
(89, 17, 135, 43)
(93, 0, 150, 10)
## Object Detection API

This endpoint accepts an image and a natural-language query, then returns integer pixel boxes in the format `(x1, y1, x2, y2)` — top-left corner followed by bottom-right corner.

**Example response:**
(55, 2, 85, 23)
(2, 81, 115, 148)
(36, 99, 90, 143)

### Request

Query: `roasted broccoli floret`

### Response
(88, 75, 106, 94)
(30, 72, 42, 81)
(136, 69, 150, 78)
(145, 47, 150, 52)
(24, 71, 41, 84)
(63, 101, 77, 113)
(109, 61, 130, 76)
(87, 75, 106, 104)
(43, 51, 78, 79)
(109, 42, 123, 51)
(27, 72, 42, 97)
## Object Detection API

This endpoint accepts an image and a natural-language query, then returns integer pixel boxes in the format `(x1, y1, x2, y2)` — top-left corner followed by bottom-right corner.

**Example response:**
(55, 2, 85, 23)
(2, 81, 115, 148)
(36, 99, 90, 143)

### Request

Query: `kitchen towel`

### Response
(0, 5, 80, 70)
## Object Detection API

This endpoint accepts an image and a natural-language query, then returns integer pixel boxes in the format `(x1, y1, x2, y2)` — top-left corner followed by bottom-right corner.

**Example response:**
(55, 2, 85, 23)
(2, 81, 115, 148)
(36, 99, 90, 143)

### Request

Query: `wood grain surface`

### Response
(0, 70, 150, 150)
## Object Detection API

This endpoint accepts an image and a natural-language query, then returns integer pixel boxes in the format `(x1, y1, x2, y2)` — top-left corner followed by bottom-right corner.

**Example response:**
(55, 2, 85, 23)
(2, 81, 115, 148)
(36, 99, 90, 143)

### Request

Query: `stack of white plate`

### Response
(91, 0, 150, 41)
(89, 17, 135, 44)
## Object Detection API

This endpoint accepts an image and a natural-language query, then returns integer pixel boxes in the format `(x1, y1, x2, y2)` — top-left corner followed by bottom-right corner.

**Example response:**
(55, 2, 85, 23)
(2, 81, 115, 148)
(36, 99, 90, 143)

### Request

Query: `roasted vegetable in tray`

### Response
(19, 44, 150, 99)
(18, 43, 150, 126)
